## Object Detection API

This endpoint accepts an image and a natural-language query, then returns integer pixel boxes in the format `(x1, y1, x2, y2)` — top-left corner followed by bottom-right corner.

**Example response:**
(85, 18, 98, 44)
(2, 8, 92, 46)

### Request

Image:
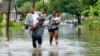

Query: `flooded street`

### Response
(0, 24, 100, 56)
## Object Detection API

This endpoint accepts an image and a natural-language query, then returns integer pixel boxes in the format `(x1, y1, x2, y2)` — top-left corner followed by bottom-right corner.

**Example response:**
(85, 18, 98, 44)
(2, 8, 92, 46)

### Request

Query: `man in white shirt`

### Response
(25, 7, 43, 48)
(32, 13, 39, 25)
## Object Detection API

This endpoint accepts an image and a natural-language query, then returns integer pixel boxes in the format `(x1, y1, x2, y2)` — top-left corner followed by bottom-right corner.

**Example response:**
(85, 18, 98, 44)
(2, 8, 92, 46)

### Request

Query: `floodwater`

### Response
(0, 24, 100, 56)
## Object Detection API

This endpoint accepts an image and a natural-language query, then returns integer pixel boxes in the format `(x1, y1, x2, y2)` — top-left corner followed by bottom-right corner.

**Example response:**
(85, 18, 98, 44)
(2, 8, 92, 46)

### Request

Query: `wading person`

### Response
(37, 7, 47, 36)
(36, 8, 47, 47)
(47, 10, 61, 46)
(25, 7, 46, 48)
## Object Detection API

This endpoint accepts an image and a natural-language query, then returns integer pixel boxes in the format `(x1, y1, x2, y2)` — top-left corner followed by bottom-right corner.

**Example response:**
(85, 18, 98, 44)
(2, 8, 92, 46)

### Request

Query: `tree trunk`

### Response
(6, 0, 11, 41)
(32, 0, 35, 7)
(77, 16, 81, 25)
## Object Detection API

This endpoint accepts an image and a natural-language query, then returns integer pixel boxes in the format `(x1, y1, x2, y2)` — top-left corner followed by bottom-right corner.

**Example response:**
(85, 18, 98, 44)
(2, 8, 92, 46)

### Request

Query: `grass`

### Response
(0, 21, 24, 29)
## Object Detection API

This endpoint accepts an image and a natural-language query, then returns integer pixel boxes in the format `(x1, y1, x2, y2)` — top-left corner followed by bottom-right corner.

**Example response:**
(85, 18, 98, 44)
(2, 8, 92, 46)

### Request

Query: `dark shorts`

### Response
(48, 27, 59, 32)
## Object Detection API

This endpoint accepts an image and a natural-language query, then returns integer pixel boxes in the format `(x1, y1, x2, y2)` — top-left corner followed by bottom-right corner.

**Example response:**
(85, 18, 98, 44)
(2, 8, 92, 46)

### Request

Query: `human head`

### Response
(55, 11, 60, 17)
(29, 7, 35, 14)
(40, 8, 46, 14)
(51, 10, 58, 16)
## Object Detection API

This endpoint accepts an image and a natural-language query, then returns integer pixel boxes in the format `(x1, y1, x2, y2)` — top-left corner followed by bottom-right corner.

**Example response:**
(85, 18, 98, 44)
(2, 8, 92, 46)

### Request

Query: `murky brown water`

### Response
(0, 24, 100, 56)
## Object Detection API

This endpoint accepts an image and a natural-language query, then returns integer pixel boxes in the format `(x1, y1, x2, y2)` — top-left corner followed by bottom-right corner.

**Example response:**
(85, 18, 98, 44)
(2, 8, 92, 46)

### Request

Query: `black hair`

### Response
(51, 9, 59, 14)
(41, 7, 46, 11)
(30, 6, 35, 9)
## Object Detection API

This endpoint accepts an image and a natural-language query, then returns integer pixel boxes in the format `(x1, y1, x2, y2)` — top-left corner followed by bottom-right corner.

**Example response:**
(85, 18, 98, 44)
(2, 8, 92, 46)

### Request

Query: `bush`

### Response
(0, 20, 24, 28)
(0, 22, 6, 27)
(9, 21, 24, 28)
(0, 13, 3, 23)
(82, 17, 100, 30)
(20, 17, 25, 21)
(82, 6, 100, 30)
(9, 21, 15, 27)
(13, 21, 24, 27)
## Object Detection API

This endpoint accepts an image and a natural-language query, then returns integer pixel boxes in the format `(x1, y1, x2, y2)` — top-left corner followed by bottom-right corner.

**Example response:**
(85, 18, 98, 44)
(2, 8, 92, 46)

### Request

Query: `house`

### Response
(0, 0, 20, 22)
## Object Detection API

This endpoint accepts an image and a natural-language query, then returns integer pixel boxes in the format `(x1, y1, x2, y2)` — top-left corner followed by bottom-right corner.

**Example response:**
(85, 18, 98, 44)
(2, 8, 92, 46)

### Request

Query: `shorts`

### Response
(48, 27, 59, 32)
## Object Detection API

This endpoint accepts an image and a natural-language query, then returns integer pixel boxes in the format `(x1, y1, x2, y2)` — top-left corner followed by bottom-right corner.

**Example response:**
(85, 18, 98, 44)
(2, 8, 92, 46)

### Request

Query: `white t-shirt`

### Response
(52, 17, 61, 21)
(32, 13, 39, 25)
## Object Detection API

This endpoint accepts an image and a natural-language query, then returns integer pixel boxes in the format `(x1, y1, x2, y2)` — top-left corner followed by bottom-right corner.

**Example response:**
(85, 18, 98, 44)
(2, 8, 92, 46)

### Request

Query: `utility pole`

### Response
(6, 0, 11, 41)
(57, 0, 59, 11)
(32, 0, 35, 7)
(43, 0, 44, 7)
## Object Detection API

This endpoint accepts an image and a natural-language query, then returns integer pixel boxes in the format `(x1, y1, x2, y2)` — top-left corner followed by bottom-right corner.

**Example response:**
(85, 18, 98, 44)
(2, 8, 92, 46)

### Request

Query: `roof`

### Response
(0, 0, 17, 13)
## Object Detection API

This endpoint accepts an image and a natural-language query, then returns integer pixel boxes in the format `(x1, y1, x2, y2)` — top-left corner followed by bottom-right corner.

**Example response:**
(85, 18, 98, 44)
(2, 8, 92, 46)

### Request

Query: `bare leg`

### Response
(54, 30, 59, 46)
(49, 32, 54, 46)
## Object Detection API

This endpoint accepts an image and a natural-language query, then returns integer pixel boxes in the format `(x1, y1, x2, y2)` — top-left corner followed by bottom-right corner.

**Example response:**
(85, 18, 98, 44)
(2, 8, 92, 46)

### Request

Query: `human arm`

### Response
(25, 13, 37, 29)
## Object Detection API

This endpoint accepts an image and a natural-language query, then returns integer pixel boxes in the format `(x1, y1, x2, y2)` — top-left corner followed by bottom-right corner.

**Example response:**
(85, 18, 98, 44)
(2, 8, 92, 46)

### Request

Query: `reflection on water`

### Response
(49, 51, 58, 56)
(0, 24, 100, 56)
(32, 49, 42, 56)
(32, 48, 58, 56)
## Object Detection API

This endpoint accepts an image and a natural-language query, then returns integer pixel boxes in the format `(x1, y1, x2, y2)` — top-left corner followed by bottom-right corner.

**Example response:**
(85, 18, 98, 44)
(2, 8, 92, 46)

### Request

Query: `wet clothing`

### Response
(48, 27, 59, 32)
(25, 12, 46, 48)
(25, 13, 39, 30)
(47, 15, 61, 30)
(38, 12, 46, 27)
(31, 27, 44, 48)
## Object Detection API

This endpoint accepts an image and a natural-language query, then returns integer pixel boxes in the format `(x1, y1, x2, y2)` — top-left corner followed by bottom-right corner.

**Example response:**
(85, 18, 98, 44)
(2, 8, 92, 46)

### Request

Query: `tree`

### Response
(35, 1, 43, 11)
(50, 0, 82, 24)
(82, 0, 100, 17)
(81, 0, 100, 29)
(50, 0, 99, 24)
(16, 0, 28, 7)
(16, 0, 40, 7)
(81, 0, 98, 6)
(65, 1, 84, 24)
(20, 1, 32, 13)
(35, 1, 51, 14)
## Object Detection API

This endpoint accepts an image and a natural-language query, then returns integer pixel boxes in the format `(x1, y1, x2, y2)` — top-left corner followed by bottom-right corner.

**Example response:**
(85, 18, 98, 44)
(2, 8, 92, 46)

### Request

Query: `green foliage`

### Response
(81, 0, 98, 6)
(0, 13, 3, 23)
(0, 20, 24, 28)
(0, 13, 4, 27)
(82, 6, 95, 17)
(50, 0, 85, 24)
(50, 0, 99, 24)
(82, 5, 100, 16)
(35, 1, 44, 11)
(50, 0, 84, 14)
(0, 22, 6, 27)
(9, 21, 24, 27)
(20, 18, 25, 21)
(16, 0, 41, 8)
(35, 1, 51, 14)
(16, 0, 99, 14)
(20, 1, 32, 13)
(13, 22, 24, 27)
(82, 2, 100, 30)
(9, 21, 15, 27)
(82, 18, 100, 30)
(82, 18, 91, 26)
(16, 0, 100, 25)
(16, 0, 28, 7)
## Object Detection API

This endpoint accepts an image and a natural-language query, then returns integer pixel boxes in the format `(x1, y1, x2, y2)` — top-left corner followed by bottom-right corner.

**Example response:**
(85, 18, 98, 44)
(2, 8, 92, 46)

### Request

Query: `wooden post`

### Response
(33, 0, 35, 7)
(43, 0, 44, 7)
(6, 0, 11, 41)
(57, 0, 59, 11)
